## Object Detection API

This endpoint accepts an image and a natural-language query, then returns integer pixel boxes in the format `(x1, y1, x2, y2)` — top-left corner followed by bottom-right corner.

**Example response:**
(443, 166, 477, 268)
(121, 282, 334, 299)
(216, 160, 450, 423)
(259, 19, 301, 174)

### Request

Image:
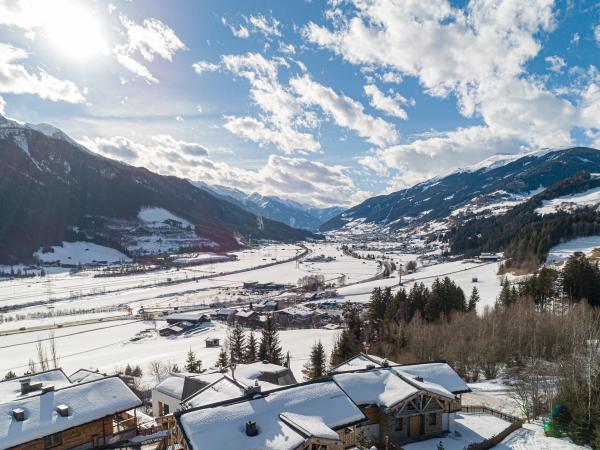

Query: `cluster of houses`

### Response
(0, 353, 471, 450)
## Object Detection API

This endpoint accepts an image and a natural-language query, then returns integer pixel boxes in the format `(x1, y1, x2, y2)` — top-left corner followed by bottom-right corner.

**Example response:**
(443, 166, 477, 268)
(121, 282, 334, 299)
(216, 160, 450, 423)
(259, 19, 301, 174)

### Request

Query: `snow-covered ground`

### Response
(331, 259, 503, 313)
(546, 236, 600, 264)
(33, 241, 132, 265)
(0, 321, 337, 386)
(536, 186, 600, 216)
(138, 207, 193, 228)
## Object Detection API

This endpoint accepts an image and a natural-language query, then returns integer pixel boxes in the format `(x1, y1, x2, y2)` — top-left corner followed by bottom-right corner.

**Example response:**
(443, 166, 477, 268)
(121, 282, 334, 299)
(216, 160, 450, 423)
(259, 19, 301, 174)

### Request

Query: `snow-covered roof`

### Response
(0, 376, 141, 448)
(214, 308, 237, 315)
(279, 412, 340, 440)
(154, 373, 223, 400)
(235, 361, 289, 380)
(330, 353, 388, 373)
(277, 306, 314, 317)
(0, 369, 72, 403)
(235, 309, 258, 318)
(394, 362, 471, 394)
(333, 369, 419, 409)
(184, 376, 279, 409)
(69, 369, 106, 384)
(165, 312, 209, 322)
(178, 381, 365, 450)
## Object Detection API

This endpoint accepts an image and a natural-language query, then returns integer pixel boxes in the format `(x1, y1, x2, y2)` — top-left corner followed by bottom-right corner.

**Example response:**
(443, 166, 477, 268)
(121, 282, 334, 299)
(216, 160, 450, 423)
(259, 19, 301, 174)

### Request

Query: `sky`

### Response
(0, 0, 599, 208)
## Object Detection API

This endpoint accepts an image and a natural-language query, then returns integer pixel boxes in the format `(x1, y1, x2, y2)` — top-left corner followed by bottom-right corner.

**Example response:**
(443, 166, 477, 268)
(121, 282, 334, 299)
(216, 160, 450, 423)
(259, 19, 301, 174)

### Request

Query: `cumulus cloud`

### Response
(81, 135, 362, 207)
(114, 14, 186, 83)
(222, 14, 282, 39)
(303, 0, 600, 185)
(290, 75, 398, 147)
(364, 84, 411, 119)
(0, 95, 6, 115)
(0, 43, 85, 102)
(545, 55, 566, 73)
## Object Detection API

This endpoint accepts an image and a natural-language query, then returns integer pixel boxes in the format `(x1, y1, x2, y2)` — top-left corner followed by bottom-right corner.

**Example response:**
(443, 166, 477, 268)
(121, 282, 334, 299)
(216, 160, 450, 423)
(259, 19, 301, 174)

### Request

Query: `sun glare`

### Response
(42, 1, 107, 59)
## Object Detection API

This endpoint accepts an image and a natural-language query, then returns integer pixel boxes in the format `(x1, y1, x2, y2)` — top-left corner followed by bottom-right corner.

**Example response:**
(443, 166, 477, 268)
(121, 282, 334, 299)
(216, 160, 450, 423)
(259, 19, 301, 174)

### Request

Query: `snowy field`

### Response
(546, 236, 600, 264)
(331, 259, 503, 313)
(0, 321, 337, 386)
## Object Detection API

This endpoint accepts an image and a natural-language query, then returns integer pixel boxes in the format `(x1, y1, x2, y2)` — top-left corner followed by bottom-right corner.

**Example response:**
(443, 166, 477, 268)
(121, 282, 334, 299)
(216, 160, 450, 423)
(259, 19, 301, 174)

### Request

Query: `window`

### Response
(163, 403, 170, 415)
(429, 413, 437, 425)
(43, 432, 62, 448)
(394, 417, 404, 431)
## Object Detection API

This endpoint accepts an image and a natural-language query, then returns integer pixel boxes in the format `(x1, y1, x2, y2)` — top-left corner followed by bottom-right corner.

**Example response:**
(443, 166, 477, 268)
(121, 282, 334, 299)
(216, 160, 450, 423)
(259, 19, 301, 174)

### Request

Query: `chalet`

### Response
(273, 306, 316, 328)
(479, 252, 501, 261)
(171, 380, 366, 450)
(152, 362, 296, 417)
(167, 355, 471, 450)
(233, 309, 261, 328)
(212, 308, 237, 321)
(253, 299, 279, 312)
(152, 372, 223, 417)
(0, 370, 142, 450)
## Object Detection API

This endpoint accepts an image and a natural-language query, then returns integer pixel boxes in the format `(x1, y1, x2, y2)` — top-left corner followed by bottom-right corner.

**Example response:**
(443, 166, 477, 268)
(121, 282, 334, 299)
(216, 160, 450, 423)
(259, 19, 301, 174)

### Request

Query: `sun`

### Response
(42, 0, 107, 59)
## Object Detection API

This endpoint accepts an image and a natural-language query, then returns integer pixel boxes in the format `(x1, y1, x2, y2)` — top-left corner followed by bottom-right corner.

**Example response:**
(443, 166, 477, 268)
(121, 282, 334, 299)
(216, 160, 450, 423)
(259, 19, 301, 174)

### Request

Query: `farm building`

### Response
(165, 312, 210, 325)
(0, 369, 142, 450)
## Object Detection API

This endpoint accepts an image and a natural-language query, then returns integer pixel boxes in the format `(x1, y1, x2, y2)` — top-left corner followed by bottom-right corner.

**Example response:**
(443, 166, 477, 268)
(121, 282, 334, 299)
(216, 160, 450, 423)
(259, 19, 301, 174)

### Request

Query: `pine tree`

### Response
(303, 341, 327, 380)
(468, 286, 480, 312)
(3, 370, 17, 380)
(244, 332, 258, 363)
(216, 348, 229, 369)
(185, 348, 201, 373)
(228, 322, 246, 364)
(258, 315, 284, 365)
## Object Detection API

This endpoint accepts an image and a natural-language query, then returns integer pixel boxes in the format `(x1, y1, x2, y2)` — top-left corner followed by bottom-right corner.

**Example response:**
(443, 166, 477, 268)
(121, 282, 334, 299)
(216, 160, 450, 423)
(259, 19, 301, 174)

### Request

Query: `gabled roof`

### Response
(393, 362, 471, 394)
(235, 361, 291, 380)
(154, 372, 223, 400)
(331, 353, 471, 395)
(0, 376, 141, 448)
(333, 369, 419, 409)
(0, 369, 71, 403)
(177, 380, 365, 450)
(183, 375, 279, 409)
(68, 369, 105, 384)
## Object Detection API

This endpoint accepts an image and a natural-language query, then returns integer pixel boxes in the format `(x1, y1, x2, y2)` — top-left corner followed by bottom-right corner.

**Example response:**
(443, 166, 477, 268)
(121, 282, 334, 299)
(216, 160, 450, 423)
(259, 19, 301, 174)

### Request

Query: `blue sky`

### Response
(0, 0, 599, 206)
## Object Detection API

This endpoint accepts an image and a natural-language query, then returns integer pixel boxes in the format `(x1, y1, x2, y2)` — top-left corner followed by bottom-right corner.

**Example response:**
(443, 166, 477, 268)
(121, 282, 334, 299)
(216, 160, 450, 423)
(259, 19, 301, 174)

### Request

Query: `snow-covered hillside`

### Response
(536, 186, 600, 216)
(34, 241, 132, 265)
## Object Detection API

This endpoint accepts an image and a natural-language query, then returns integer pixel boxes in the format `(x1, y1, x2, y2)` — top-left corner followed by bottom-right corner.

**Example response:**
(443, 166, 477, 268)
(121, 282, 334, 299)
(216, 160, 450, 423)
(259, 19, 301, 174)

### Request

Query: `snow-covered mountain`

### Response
(193, 182, 344, 231)
(321, 147, 600, 236)
(0, 115, 314, 263)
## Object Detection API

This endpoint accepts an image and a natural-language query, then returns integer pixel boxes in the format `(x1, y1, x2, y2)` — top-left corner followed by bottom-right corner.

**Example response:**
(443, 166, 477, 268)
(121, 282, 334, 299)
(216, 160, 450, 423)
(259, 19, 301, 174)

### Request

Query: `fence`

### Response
(461, 405, 523, 450)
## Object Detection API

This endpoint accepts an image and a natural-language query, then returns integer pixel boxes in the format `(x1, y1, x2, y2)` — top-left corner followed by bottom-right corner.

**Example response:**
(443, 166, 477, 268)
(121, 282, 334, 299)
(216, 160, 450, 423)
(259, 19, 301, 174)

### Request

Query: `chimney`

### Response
(381, 359, 390, 368)
(366, 364, 376, 370)
(245, 380, 261, 397)
(19, 378, 31, 395)
(414, 376, 424, 382)
(41, 384, 55, 394)
(12, 408, 25, 422)
(245, 420, 258, 436)
(56, 404, 69, 417)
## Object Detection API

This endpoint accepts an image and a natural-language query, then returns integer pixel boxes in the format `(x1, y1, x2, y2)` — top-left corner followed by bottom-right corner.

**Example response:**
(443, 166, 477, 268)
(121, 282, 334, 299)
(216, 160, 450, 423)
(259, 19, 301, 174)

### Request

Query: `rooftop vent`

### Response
(246, 420, 258, 437)
(414, 376, 424, 382)
(366, 364, 376, 370)
(19, 378, 31, 395)
(12, 408, 25, 422)
(56, 404, 69, 417)
(381, 359, 390, 368)
(41, 384, 55, 394)
(261, 360, 269, 364)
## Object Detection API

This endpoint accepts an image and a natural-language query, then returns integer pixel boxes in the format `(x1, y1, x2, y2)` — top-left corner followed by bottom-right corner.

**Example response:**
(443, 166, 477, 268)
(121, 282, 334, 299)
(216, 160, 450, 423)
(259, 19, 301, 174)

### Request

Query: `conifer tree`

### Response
(468, 286, 480, 312)
(244, 331, 258, 363)
(258, 315, 283, 365)
(228, 322, 246, 363)
(302, 341, 327, 380)
(216, 348, 229, 369)
(185, 348, 201, 373)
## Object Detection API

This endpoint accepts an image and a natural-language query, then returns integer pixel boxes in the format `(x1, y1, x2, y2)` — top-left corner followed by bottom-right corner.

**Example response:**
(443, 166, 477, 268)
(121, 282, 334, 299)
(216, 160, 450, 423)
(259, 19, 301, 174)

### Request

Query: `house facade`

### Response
(0, 370, 142, 450)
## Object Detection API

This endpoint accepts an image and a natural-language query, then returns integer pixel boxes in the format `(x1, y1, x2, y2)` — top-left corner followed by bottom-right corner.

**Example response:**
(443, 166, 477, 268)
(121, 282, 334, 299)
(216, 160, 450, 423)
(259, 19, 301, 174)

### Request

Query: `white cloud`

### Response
(290, 75, 398, 147)
(81, 135, 361, 207)
(0, 95, 6, 115)
(114, 14, 186, 83)
(192, 60, 220, 74)
(545, 55, 566, 73)
(247, 14, 281, 37)
(595, 24, 600, 45)
(303, 0, 600, 185)
(0, 43, 85, 102)
(364, 84, 411, 119)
